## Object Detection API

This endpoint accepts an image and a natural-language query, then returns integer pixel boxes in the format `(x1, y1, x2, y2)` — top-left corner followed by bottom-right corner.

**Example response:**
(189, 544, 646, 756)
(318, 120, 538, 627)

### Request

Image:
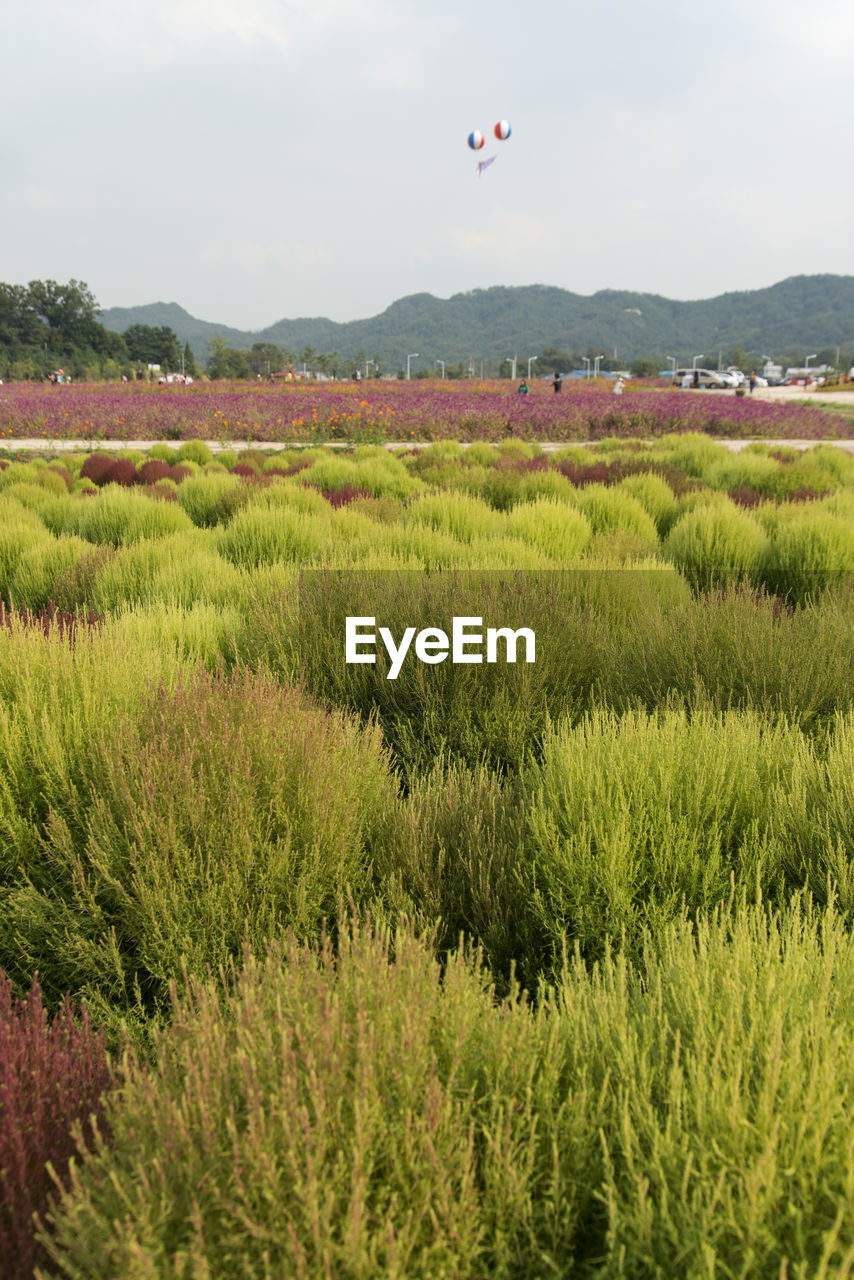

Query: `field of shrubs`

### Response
(2, 431, 854, 1277)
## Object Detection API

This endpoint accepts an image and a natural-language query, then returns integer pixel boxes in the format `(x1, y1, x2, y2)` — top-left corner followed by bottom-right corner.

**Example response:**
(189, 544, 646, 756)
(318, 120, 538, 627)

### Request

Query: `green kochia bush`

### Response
(217, 503, 329, 566)
(175, 471, 247, 527)
(301, 454, 423, 502)
(87, 533, 240, 613)
(250, 569, 619, 777)
(9, 536, 93, 612)
(762, 509, 854, 602)
(36, 906, 854, 1279)
(0, 513, 52, 605)
(4, 669, 394, 1025)
(571, 484, 659, 545)
(600, 584, 854, 732)
(375, 701, 854, 987)
(64, 487, 194, 547)
(665, 501, 768, 591)
(521, 704, 798, 966)
(617, 472, 679, 536)
(404, 490, 505, 543)
(504, 496, 591, 560)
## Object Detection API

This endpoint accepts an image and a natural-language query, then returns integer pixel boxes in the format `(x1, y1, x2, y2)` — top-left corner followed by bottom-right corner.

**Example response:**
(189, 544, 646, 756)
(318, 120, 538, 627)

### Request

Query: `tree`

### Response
(206, 338, 251, 379)
(183, 341, 200, 378)
(724, 347, 749, 370)
(629, 357, 662, 379)
(538, 345, 574, 373)
(0, 283, 45, 347)
(124, 324, 182, 370)
(26, 279, 103, 351)
(247, 343, 287, 377)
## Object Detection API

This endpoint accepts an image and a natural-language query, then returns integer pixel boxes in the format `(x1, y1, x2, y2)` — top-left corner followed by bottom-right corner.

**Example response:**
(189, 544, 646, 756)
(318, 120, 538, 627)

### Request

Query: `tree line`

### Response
(0, 280, 199, 382)
(1, 280, 848, 383)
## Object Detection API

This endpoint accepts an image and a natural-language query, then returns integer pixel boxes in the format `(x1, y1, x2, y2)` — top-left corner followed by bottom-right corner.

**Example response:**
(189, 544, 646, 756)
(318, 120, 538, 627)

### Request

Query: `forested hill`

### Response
(101, 275, 854, 368)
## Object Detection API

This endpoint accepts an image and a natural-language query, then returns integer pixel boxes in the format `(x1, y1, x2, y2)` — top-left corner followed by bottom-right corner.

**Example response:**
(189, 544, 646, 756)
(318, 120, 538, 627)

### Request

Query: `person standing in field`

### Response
(552, 371, 562, 393)
(749, 370, 757, 393)
(517, 380, 529, 395)
(613, 377, 625, 395)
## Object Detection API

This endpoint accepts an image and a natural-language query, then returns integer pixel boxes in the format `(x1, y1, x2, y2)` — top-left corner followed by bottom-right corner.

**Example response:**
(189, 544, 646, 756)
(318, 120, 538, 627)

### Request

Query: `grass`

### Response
(35, 904, 854, 1279)
(0, 433, 850, 1273)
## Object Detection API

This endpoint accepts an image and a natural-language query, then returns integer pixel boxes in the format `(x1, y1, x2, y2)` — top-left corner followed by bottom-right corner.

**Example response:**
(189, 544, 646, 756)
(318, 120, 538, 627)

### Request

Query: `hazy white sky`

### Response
(4, 0, 852, 328)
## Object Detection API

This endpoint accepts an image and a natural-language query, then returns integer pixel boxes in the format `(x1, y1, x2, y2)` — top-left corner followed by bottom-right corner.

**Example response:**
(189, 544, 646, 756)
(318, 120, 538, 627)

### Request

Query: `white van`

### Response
(674, 368, 731, 390)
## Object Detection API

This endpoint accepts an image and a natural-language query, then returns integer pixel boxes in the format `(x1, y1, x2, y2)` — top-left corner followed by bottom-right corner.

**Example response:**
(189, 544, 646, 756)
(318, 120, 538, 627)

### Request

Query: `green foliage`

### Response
(9, 536, 92, 611)
(122, 324, 181, 370)
(2, 670, 394, 1026)
(87, 534, 239, 613)
(523, 705, 792, 966)
(617, 472, 679, 535)
(504, 496, 591, 560)
(217, 503, 328, 567)
(64, 487, 194, 546)
(246, 569, 619, 777)
(0, 432, 851, 1273)
(654, 432, 729, 476)
(37, 905, 854, 1279)
(0, 509, 51, 603)
(175, 440, 213, 467)
(404, 490, 505, 543)
(175, 471, 247, 527)
(572, 484, 660, 544)
(763, 510, 854, 602)
(665, 501, 768, 590)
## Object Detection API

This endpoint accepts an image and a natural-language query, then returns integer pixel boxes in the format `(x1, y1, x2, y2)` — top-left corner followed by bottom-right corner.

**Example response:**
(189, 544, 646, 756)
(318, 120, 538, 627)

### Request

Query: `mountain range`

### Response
(101, 275, 854, 370)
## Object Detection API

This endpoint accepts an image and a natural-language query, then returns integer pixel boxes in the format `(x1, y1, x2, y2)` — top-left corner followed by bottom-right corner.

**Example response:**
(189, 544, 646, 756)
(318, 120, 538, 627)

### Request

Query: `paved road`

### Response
(2, 437, 853, 454)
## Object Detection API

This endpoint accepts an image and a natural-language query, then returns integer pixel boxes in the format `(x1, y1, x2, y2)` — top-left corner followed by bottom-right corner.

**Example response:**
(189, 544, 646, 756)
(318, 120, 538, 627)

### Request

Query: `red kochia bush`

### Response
(102, 459, 138, 487)
(0, 600, 102, 640)
(79, 454, 114, 485)
(321, 483, 372, 508)
(0, 972, 112, 1280)
(137, 459, 172, 485)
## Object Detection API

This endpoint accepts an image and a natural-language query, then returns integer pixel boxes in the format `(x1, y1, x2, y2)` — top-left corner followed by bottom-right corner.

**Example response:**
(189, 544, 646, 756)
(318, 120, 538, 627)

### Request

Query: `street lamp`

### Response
(406, 353, 419, 380)
(365, 359, 375, 378)
(667, 356, 676, 377)
(527, 356, 538, 378)
(582, 357, 591, 379)
(593, 355, 604, 377)
(692, 353, 705, 369)
(435, 360, 445, 379)
(805, 353, 817, 370)
(507, 356, 517, 380)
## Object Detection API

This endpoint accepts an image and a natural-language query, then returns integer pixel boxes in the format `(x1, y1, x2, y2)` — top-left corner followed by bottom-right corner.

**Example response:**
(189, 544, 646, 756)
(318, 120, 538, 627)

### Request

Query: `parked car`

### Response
(673, 368, 732, 389)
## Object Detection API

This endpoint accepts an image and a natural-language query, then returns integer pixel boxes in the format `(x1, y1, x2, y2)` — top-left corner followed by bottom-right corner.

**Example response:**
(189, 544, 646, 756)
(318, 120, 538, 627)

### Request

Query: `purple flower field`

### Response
(0, 379, 848, 443)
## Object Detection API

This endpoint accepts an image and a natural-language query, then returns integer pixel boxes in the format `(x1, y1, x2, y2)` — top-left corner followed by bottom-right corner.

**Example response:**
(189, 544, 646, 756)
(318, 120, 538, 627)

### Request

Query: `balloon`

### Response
(467, 130, 485, 151)
(493, 120, 512, 140)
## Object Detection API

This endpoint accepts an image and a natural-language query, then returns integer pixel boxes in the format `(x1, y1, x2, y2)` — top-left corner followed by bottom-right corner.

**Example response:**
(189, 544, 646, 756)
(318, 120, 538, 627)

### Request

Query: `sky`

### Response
(3, 0, 853, 330)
